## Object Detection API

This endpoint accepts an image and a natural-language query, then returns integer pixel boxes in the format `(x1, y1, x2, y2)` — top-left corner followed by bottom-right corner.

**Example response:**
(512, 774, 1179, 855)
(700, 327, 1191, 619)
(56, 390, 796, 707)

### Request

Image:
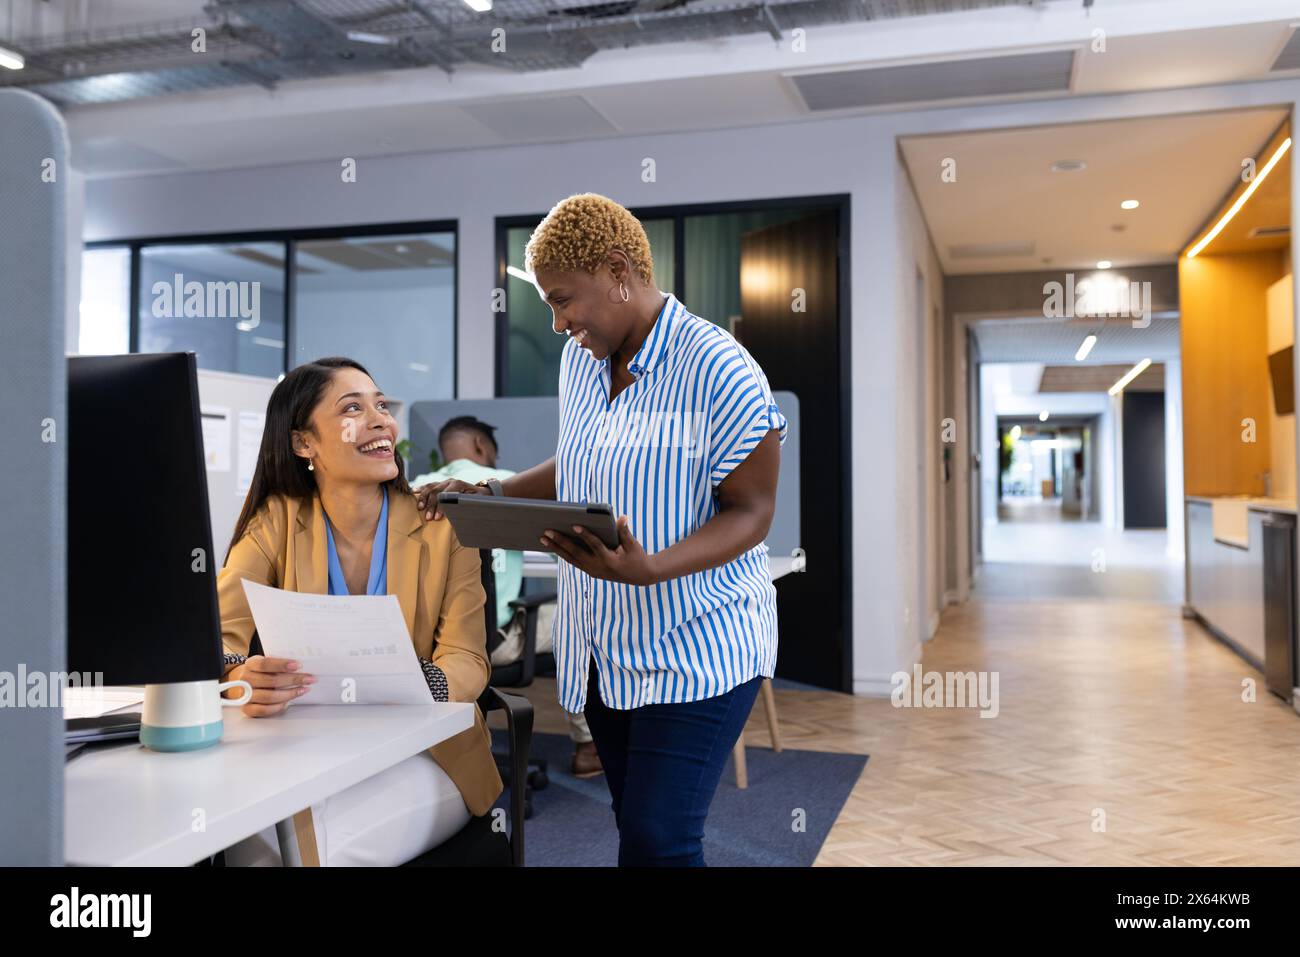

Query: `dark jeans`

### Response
(582, 658, 763, 866)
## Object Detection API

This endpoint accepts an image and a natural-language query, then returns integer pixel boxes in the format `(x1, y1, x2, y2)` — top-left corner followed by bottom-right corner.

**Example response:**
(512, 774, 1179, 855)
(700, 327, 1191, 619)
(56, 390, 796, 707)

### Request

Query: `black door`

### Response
(1122, 390, 1167, 528)
(738, 210, 849, 691)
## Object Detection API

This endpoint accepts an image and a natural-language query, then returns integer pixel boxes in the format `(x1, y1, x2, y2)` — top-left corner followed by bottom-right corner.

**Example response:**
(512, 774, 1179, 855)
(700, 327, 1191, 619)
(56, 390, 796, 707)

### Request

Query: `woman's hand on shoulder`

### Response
(225, 656, 315, 717)
(414, 478, 490, 521)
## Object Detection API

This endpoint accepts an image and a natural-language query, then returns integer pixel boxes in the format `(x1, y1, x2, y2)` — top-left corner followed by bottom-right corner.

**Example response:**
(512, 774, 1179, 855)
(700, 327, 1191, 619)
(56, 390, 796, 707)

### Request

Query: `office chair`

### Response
(480, 549, 556, 817)
(404, 550, 532, 865)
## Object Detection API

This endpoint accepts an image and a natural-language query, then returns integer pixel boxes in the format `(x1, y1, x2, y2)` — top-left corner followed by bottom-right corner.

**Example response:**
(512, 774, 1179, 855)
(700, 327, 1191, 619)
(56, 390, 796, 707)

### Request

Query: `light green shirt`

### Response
(412, 458, 522, 629)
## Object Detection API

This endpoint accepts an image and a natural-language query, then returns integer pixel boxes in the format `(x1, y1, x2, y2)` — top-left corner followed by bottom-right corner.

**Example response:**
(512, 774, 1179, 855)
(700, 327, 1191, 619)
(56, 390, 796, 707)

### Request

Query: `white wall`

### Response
(1164, 358, 1185, 558)
(1106, 392, 1123, 530)
(294, 268, 455, 407)
(895, 164, 947, 663)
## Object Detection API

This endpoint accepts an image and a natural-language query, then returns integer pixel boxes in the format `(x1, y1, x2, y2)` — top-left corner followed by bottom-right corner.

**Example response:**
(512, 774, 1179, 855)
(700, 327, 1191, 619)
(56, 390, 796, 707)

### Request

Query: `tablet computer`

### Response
(437, 493, 620, 553)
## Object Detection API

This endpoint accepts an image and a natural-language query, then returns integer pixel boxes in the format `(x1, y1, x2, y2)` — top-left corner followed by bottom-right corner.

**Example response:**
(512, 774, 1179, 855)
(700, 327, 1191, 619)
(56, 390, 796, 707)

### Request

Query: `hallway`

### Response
(809, 592, 1300, 865)
(515, 579, 1300, 865)
(980, 518, 1183, 603)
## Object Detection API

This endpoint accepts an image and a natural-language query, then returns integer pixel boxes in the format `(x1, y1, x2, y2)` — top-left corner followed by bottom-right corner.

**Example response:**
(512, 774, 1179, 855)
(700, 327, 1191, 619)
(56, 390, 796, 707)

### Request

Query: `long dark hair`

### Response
(226, 357, 411, 561)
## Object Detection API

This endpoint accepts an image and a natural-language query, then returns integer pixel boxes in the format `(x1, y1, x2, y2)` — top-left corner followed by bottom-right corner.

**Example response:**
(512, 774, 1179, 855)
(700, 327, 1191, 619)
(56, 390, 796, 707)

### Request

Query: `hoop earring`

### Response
(619, 282, 629, 303)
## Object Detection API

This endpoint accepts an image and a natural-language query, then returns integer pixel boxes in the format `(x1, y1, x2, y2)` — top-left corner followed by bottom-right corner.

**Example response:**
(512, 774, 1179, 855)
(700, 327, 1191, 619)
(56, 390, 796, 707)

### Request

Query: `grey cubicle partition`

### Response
(0, 91, 67, 865)
(408, 391, 801, 558)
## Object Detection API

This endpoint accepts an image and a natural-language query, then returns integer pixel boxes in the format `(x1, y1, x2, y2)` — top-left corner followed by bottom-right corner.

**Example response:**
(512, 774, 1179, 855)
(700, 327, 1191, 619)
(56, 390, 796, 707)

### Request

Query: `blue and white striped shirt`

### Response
(553, 292, 788, 712)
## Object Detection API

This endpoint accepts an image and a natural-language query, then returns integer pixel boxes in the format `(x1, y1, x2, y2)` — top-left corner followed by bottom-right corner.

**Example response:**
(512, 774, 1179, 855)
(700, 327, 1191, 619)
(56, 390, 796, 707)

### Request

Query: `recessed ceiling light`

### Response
(1096, 260, 1112, 269)
(1120, 199, 1140, 210)
(0, 46, 24, 71)
(1039, 410, 1049, 422)
(1051, 159, 1086, 173)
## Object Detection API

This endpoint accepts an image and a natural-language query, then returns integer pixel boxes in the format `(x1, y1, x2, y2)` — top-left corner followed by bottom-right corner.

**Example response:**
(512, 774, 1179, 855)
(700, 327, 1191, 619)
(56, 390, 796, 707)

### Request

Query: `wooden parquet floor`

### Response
(500, 592, 1300, 866)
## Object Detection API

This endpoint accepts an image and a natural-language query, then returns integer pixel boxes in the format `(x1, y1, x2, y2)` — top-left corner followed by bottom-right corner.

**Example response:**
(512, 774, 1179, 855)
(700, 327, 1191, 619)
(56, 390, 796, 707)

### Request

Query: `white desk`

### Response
(65, 702, 474, 867)
(522, 552, 804, 582)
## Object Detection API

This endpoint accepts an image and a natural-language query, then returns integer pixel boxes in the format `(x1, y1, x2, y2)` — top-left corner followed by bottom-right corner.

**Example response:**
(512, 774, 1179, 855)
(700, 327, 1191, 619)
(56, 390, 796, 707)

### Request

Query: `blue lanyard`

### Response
(324, 487, 388, 596)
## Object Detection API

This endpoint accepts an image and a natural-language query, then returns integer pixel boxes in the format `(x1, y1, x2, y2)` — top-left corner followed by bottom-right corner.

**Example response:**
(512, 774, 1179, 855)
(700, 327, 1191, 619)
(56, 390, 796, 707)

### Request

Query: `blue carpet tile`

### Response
(491, 730, 868, 866)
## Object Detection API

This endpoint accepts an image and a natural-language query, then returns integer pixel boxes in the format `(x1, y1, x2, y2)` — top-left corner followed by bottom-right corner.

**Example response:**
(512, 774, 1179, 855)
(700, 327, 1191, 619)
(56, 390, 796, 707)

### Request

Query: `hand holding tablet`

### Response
(436, 492, 620, 553)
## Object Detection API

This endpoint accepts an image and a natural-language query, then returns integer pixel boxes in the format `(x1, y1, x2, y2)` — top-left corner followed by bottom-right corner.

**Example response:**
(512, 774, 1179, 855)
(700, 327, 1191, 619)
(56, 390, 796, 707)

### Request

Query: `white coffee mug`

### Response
(139, 678, 254, 752)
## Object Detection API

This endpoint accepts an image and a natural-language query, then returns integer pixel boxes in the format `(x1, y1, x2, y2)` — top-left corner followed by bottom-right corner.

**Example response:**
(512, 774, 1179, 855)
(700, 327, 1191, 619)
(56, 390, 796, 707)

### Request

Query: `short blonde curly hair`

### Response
(524, 193, 654, 285)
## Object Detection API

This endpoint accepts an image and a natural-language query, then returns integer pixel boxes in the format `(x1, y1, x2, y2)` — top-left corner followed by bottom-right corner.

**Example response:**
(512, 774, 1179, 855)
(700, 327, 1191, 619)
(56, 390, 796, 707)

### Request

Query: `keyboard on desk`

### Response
(66, 711, 142, 745)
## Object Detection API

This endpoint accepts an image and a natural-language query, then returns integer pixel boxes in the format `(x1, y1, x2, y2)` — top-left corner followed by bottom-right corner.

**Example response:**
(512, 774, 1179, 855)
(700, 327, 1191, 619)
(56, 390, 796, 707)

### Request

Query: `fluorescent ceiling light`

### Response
(0, 46, 24, 70)
(1096, 260, 1112, 269)
(506, 265, 534, 283)
(345, 31, 396, 45)
(1075, 334, 1097, 361)
(462, 0, 493, 10)
(1187, 137, 1292, 258)
(1120, 199, 1140, 210)
(1038, 410, 1049, 421)
(1108, 358, 1152, 395)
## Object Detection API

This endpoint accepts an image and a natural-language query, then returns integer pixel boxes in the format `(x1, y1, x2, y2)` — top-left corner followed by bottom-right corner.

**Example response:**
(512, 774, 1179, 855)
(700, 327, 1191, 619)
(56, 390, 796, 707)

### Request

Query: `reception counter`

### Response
(1185, 495, 1296, 669)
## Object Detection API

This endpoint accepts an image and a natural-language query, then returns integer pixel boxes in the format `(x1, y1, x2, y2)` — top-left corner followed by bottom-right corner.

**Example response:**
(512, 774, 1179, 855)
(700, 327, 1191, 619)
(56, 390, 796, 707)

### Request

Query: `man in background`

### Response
(413, 415, 602, 779)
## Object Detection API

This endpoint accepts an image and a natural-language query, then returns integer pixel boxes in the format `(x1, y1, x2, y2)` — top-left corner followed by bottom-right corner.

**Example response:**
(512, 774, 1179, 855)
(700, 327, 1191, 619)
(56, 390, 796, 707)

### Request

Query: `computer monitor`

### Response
(67, 353, 223, 685)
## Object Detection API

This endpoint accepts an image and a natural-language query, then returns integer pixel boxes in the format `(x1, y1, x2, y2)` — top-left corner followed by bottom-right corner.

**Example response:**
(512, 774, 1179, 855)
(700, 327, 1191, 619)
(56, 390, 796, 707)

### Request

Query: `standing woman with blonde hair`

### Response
(419, 193, 786, 866)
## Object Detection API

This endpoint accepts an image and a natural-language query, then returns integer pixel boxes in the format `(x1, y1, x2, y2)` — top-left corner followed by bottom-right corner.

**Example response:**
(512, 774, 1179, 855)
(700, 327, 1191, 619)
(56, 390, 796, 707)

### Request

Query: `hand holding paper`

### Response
(240, 579, 431, 705)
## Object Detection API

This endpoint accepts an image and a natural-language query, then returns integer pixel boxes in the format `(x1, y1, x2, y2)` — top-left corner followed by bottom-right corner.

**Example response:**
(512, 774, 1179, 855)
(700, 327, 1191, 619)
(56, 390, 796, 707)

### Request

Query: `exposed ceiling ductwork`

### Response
(0, 0, 1031, 105)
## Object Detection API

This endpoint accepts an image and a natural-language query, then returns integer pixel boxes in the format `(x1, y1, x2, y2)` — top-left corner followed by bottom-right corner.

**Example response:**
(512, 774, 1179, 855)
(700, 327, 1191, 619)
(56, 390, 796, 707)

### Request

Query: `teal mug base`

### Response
(139, 719, 224, 752)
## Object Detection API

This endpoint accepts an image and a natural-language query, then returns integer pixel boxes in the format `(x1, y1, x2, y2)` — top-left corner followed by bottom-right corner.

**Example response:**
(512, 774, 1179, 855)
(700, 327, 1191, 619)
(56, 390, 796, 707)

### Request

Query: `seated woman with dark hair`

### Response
(216, 356, 502, 866)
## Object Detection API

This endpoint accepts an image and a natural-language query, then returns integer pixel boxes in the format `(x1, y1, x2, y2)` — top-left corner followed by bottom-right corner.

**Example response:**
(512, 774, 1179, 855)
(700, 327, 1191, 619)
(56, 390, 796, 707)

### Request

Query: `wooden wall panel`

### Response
(1179, 249, 1288, 496)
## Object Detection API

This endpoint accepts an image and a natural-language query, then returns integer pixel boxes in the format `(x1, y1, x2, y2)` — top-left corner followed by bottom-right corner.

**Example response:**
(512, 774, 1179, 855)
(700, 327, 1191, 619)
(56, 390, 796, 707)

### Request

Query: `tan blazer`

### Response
(216, 489, 504, 817)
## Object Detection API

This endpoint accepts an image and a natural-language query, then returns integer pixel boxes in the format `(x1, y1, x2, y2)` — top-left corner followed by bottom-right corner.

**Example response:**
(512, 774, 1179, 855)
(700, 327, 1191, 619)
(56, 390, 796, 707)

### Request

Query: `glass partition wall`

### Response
(80, 222, 458, 404)
(495, 204, 816, 396)
(138, 242, 287, 378)
(294, 232, 456, 405)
